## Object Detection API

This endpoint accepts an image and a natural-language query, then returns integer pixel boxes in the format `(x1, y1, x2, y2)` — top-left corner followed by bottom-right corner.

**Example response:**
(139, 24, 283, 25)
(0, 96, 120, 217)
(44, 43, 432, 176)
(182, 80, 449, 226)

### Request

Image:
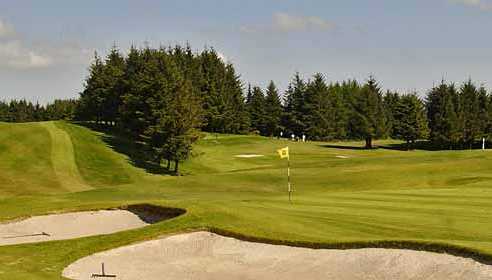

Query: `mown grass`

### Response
(1, 121, 492, 279)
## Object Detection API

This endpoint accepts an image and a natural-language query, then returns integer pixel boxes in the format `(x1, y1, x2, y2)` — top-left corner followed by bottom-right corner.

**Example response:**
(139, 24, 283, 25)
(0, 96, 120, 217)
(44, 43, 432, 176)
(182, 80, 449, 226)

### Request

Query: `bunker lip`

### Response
(62, 231, 492, 280)
(117, 204, 186, 224)
(209, 227, 492, 266)
(0, 204, 185, 246)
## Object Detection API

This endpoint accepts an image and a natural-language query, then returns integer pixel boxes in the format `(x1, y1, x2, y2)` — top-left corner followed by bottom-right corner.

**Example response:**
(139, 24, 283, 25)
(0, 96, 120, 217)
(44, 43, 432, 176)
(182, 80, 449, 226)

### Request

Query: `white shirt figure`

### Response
(291, 134, 295, 141)
(302, 134, 306, 142)
(280, 131, 283, 138)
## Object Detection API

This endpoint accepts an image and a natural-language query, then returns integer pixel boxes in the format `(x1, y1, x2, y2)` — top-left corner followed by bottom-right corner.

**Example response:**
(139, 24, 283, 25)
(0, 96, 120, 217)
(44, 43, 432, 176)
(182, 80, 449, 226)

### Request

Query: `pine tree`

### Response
(263, 81, 283, 136)
(282, 72, 307, 136)
(119, 46, 152, 139)
(222, 64, 249, 133)
(460, 80, 481, 148)
(329, 82, 350, 139)
(163, 79, 204, 174)
(304, 73, 333, 140)
(0, 101, 9, 122)
(478, 86, 490, 140)
(350, 76, 387, 148)
(249, 86, 266, 134)
(101, 45, 125, 125)
(427, 82, 447, 146)
(383, 91, 401, 138)
(393, 93, 428, 149)
(77, 52, 106, 123)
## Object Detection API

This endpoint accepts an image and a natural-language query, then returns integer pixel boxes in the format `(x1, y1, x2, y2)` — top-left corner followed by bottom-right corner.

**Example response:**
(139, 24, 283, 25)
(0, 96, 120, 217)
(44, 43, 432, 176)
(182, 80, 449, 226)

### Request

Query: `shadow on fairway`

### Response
(322, 141, 491, 152)
(73, 122, 174, 175)
(319, 144, 370, 150)
(320, 142, 443, 151)
(379, 141, 491, 151)
(379, 141, 442, 151)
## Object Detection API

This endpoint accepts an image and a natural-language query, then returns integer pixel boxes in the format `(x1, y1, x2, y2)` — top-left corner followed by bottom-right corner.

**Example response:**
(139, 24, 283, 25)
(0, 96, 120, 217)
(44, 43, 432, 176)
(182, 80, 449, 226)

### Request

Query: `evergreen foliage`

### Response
(392, 94, 428, 148)
(349, 76, 387, 148)
(6, 43, 492, 156)
(263, 81, 283, 136)
(0, 99, 77, 122)
(248, 86, 266, 134)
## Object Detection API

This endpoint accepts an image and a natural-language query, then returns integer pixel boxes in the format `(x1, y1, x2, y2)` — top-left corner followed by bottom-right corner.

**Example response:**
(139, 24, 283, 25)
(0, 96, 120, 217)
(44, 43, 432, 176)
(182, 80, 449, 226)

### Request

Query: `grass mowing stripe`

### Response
(40, 122, 90, 192)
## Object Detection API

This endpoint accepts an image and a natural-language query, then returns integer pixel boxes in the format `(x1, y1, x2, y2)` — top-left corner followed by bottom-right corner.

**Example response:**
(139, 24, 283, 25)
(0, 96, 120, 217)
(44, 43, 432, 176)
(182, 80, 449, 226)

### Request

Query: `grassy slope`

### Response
(0, 122, 60, 197)
(1, 121, 492, 279)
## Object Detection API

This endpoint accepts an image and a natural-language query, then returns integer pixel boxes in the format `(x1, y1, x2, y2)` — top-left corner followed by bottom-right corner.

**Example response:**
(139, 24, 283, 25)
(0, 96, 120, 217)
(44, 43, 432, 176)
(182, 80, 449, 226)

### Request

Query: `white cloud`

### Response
(272, 12, 334, 32)
(450, 0, 492, 10)
(0, 19, 15, 38)
(0, 19, 90, 70)
(241, 12, 335, 34)
(0, 40, 53, 69)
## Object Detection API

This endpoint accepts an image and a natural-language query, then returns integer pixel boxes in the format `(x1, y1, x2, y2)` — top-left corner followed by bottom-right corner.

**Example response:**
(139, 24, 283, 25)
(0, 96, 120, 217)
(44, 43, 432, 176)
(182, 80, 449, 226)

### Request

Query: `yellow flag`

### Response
(277, 147, 289, 159)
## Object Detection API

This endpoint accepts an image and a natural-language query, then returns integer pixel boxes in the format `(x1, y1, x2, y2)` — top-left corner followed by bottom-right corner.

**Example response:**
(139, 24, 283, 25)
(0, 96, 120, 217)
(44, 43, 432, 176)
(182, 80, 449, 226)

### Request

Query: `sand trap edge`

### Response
(0, 204, 186, 226)
(235, 154, 265, 158)
(207, 227, 492, 265)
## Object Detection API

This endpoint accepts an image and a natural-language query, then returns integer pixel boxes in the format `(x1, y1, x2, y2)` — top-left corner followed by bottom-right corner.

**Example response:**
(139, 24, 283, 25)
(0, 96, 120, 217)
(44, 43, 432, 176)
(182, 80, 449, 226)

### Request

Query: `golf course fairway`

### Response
(1, 121, 492, 279)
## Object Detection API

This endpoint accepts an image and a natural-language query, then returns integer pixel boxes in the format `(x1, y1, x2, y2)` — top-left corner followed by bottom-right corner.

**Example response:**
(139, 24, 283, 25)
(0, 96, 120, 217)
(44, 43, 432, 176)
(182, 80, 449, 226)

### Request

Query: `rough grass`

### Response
(1, 121, 492, 279)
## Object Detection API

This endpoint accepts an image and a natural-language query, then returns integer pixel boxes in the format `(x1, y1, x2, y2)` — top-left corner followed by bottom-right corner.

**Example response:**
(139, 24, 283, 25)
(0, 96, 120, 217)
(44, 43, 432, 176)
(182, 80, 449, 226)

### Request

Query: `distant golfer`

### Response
(291, 133, 295, 141)
(280, 131, 283, 138)
(302, 134, 306, 142)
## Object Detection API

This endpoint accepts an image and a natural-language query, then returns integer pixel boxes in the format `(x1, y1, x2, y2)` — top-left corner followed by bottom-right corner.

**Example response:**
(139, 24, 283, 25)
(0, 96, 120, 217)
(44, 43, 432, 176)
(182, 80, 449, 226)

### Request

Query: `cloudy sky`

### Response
(1, 0, 492, 103)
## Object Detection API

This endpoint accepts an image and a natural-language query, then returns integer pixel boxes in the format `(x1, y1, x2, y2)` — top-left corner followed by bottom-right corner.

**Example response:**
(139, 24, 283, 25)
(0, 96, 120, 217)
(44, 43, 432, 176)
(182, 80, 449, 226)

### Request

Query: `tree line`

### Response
(76, 44, 248, 173)
(3, 43, 492, 173)
(248, 74, 492, 150)
(0, 99, 77, 123)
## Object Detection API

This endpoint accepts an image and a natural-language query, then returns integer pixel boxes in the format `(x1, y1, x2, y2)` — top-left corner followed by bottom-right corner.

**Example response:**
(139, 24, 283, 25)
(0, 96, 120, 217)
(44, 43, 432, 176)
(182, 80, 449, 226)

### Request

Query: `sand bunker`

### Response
(63, 231, 492, 280)
(235, 154, 264, 158)
(0, 205, 185, 246)
(0, 210, 147, 246)
(336, 155, 350, 159)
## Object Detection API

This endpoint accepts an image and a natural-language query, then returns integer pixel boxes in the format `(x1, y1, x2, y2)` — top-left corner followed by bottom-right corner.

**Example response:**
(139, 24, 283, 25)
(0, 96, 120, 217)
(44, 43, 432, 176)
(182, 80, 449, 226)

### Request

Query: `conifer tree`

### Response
(383, 91, 401, 138)
(101, 46, 125, 125)
(460, 80, 481, 148)
(329, 82, 350, 139)
(77, 52, 105, 122)
(282, 72, 307, 136)
(249, 86, 266, 134)
(263, 81, 283, 136)
(304, 73, 333, 140)
(163, 79, 204, 174)
(350, 76, 387, 148)
(393, 93, 428, 149)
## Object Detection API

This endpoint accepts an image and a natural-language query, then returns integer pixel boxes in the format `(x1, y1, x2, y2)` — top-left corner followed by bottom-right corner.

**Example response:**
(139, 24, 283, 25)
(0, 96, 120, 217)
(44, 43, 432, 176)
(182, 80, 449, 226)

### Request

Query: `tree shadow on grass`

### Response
(378, 141, 443, 151)
(73, 122, 173, 175)
(322, 140, 489, 152)
(319, 144, 370, 150)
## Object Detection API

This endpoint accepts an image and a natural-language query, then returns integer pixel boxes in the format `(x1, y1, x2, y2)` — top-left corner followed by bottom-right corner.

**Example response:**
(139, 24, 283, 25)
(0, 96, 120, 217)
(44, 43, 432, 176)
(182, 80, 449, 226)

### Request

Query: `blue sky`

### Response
(1, 0, 492, 103)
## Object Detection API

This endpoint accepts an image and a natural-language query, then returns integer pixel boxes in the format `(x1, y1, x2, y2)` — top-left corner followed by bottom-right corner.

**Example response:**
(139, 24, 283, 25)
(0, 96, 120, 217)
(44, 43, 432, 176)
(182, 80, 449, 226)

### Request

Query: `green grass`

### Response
(1, 121, 492, 279)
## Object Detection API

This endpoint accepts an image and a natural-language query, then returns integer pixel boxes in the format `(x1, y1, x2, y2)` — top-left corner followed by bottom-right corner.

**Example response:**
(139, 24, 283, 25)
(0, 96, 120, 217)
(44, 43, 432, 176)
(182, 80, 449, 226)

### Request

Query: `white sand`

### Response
(235, 154, 264, 158)
(336, 155, 350, 159)
(0, 210, 148, 246)
(63, 231, 492, 280)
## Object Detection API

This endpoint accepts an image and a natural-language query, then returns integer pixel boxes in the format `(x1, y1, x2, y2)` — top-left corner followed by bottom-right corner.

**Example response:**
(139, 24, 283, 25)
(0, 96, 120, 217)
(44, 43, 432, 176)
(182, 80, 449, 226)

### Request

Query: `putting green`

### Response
(1, 121, 492, 279)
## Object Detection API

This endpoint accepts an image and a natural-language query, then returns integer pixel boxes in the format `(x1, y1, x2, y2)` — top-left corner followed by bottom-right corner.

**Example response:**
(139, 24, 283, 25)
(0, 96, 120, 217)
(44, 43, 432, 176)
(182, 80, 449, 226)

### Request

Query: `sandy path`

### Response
(63, 231, 492, 280)
(0, 210, 148, 246)
(40, 122, 91, 192)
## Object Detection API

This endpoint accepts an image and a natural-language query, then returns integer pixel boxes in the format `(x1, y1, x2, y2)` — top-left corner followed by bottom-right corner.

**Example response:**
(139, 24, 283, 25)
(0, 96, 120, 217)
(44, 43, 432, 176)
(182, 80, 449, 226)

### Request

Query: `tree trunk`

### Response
(166, 159, 170, 170)
(174, 160, 179, 175)
(365, 137, 372, 149)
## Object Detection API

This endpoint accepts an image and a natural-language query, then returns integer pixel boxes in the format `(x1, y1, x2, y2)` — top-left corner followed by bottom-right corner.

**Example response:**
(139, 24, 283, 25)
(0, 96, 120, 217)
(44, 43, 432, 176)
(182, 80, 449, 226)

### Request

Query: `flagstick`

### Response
(287, 153, 292, 203)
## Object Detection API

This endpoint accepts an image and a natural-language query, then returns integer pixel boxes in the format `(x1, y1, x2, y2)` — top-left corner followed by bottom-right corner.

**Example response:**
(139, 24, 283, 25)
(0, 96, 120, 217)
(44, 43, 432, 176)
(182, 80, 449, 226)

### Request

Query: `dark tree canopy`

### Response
(4, 43, 492, 161)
